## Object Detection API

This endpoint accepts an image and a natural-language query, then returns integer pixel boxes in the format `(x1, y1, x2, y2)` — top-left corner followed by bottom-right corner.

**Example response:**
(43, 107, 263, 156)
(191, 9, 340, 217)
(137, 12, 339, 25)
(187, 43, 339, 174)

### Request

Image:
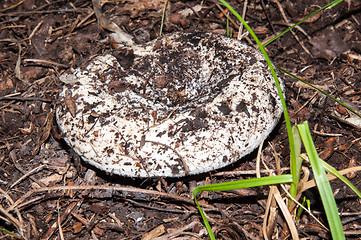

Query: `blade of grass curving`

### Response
(263, 0, 343, 47)
(219, 0, 298, 198)
(159, 0, 168, 36)
(193, 175, 293, 240)
(193, 174, 293, 194)
(0, 228, 16, 236)
(297, 121, 345, 240)
(278, 67, 361, 119)
(292, 125, 303, 188)
(322, 160, 361, 199)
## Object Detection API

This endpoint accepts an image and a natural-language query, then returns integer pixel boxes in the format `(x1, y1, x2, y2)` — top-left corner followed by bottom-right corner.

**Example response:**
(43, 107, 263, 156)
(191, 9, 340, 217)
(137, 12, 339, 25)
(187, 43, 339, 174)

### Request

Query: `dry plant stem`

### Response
(260, 0, 278, 38)
(27, 20, 43, 45)
(0, 25, 26, 31)
(301, 166, 361, 192)
(57, 200, 65, 240)
(272, 144, 282, 175)
(9, 165, 47, 189)
(0, 204, 24, 235)
(123, 198, 193, 214)
(23, 59, 69, 69)
(0, 8, 88, 17)
(8, 185, 215, 211)
(237, 0, 248, 41)
(42, 201, 78, 240)
(290, 92, 318, 118)
(0, 188, 25, 234)
(255, 137, 265, 179)
(280, 184, 328, 230)
(0, 0, 26, 12)
(0, 96, 52, 102)
(287, 167, 310, 214)
(260, 30, 283, 46)
(107, 213, 123, 229)
(76, 11, 95, 29)
(215, 3, 239, 29)
(262, 186, 278, 240)
(0, 39, 24, 83)
(312, 129, 343, 137)
(27, 213, 40, 239)
(0, 100, 15, 111)
(261, 149, 283, 239)
(273, 186, 299, 240)
(9, 150, 46, 187)
(71, 212, 90, 229)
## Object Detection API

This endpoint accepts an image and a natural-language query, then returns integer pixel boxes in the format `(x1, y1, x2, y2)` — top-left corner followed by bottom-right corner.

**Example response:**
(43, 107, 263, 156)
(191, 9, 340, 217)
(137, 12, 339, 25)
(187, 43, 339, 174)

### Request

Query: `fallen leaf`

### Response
(318, 137, 336, 160)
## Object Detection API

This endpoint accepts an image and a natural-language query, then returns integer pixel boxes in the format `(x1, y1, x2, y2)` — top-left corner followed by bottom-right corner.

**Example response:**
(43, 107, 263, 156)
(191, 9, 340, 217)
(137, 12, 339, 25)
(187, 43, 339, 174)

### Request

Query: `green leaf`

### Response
(297, 122, 345, 240)
(193, 175, 293, 240)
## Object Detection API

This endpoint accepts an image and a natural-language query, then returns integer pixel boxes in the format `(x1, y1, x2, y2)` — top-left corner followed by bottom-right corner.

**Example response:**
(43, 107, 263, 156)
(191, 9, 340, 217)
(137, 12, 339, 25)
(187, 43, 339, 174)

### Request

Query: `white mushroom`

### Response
(56, 31, 284, 177)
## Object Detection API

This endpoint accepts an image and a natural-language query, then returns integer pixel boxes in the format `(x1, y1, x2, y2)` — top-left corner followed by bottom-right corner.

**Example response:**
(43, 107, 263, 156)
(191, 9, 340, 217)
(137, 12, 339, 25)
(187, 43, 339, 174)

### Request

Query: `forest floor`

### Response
(1, 0, 361, 239)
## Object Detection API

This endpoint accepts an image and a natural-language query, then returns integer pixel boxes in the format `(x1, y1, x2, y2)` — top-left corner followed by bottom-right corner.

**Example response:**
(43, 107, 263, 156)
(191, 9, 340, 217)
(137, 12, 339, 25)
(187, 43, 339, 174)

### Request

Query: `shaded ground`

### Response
(1, 0, 361, 239)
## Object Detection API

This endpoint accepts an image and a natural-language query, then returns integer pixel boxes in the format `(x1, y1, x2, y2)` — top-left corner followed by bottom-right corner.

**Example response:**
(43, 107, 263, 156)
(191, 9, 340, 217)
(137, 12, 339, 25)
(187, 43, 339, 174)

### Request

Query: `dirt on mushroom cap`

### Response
(56, 31, 284, 178)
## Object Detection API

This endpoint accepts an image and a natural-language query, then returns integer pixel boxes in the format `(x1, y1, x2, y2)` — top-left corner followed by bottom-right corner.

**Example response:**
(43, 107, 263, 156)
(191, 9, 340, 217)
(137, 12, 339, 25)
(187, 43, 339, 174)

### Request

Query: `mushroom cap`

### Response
(56, 31, 284, 178)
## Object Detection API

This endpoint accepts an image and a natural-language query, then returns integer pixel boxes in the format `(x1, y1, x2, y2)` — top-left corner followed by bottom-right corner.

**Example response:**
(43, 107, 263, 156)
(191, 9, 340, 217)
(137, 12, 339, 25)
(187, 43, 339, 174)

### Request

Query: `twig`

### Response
(0, 96, 52, 102)
(8, 185, 215, 212)
(9, 165, 47, 189)
(0, 188, 25, 236)
(41, 201, 79, 240)
(123, 198, 194, 214)
(215, 3, 239, 30)
(0, 0, 26, 12)
(9, 150, 46, 188)
(237, 0, 248, 40)
(0, 39, 25, 83)
(0, 8, 88, 17)
(260, 0, 277, 37)
(27, 21, 43, 45)
(23, 59, 69, 69)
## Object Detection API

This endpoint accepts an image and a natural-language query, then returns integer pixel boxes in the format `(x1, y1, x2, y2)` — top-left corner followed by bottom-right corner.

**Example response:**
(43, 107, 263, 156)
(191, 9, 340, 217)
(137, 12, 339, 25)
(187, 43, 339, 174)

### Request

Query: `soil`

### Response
(1, 0, 361, 239)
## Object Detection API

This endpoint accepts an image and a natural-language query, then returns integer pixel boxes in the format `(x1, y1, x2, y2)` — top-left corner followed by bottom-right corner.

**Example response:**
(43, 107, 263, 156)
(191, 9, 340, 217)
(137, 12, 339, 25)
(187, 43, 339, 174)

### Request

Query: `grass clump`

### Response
(193, 0, 360, 239)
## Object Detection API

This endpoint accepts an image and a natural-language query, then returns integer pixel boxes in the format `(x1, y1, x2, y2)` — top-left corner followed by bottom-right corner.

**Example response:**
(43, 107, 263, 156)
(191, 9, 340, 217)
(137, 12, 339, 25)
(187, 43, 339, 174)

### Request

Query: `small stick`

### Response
(9, 185, 216, 212)
(23, 59, 69, 69)
(0, 8, 88, 17)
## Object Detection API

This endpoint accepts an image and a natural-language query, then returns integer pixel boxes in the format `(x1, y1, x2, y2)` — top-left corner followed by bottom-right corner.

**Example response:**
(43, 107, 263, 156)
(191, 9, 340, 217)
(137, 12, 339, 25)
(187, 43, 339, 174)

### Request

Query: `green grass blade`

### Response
(322, 160, 361, 199)
(263, 0, 343, 47)
(193, 175, 293, 240)
(193, 174, 293, 194)
(159, 0, 168, 36)
(218, 0, 298, 198)
(278, 67, 361, 119)
(0, 228, 16, 236)
(297, 122, 345, 239)
(292, 125, 303, 186)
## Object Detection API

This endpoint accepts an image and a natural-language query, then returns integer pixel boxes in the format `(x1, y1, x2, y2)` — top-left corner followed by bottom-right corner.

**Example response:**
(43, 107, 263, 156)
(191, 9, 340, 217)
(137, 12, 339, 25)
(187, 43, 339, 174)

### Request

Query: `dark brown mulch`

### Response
(1, 0, 361, 239)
